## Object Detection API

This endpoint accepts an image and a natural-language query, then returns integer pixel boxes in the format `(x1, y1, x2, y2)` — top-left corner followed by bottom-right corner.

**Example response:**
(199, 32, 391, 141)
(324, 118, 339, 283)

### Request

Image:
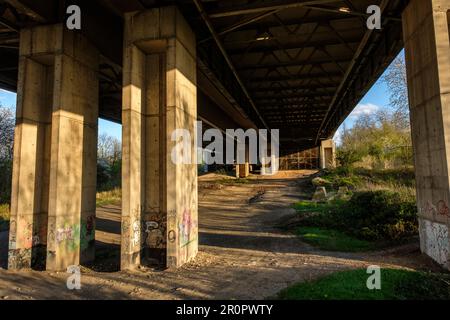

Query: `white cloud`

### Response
(348, 103, 380, 119)
(333, 103, 381, 146)
(333, 128, 342, 146)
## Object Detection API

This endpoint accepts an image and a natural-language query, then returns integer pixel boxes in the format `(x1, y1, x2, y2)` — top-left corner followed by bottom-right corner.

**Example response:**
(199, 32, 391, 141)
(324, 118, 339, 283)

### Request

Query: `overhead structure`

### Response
(1, 0, 449, 271)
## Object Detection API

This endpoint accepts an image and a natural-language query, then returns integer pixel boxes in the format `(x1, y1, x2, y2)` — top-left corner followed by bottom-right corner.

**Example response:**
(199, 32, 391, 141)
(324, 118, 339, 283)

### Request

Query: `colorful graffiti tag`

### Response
(178, 208, 197, 247)
(423, 200, 450, 217)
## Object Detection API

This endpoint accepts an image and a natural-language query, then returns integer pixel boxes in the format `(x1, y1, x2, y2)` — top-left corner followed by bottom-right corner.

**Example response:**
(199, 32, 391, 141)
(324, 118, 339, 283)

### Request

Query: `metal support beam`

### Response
(193, 0, 269, 130)
(208, 0, 341, 18)
(315, 0, 389, 144)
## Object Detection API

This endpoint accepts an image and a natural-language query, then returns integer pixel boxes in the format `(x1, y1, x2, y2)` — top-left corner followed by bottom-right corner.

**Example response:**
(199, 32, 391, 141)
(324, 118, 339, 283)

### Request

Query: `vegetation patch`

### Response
(293, 188, 418, 250)
(0, 204, 9, 232)
(293, 201, 335, 214)
(96, 188, 122, 207)
(277, 269, 450, 300)
(297, 227, 374, 252)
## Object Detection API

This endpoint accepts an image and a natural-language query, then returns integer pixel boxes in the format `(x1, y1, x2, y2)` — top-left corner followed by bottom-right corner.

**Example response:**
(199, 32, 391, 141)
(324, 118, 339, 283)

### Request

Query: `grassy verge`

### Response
(297, 227, 374, 252)
(292, 167, 419, 252)
(0, 204, 9, 232)
(277, 268, 450, 300)
(96, 188, 121, 207)
(293, 201, 334, 214)
(320, 167, 416, 196)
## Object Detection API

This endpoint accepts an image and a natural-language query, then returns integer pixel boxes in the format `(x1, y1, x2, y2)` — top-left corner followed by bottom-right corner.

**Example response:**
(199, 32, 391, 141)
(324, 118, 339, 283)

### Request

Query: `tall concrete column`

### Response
(320, 139, 336, 169)
(122, 7, 198, 269)
(237, 145, 250, 178)
(403, 0, 450, 269)
(8, 25, 99, 271)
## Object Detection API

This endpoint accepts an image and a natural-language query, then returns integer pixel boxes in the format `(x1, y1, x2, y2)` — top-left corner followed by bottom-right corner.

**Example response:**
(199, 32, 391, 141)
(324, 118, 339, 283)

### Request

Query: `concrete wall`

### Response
(8, 25, 99, 271)
(121, 6, 198, 269)
(320, 139, 336, 169)
(403, 0, 450, 269)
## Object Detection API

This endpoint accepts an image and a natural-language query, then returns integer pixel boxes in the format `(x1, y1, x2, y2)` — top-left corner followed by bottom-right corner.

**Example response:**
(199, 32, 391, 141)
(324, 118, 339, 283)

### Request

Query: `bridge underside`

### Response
(1, 0, 449, 271)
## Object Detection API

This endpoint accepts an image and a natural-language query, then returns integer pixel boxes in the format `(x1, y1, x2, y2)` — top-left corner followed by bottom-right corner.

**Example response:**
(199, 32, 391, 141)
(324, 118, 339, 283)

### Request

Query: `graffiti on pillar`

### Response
(16, 220, 33, 249)
(8, 248, 31, 270)
(80, 215, 95, 252)
(178, 208, 197, 248)
(132, 221, 140, 247)
(420, 220, 449, 268)
(144, 220, 165, 249)
(55, 223, 83, 252)
(423, 200, 450, 217)
(168, 230, 176, 243)
(437, 200, 450, 216)
(56, 226, 74, 243)
(8, 219, 17, 250)
(85, 215, 94, 236)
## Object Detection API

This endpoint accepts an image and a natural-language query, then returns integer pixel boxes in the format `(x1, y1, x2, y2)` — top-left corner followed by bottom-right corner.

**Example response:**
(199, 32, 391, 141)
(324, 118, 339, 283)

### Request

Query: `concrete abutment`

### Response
(403, 0, 450, 270)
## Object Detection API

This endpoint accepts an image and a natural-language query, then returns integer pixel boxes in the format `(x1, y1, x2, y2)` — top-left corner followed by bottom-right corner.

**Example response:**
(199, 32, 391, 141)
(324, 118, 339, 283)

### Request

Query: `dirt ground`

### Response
(0, 170, 441, 300)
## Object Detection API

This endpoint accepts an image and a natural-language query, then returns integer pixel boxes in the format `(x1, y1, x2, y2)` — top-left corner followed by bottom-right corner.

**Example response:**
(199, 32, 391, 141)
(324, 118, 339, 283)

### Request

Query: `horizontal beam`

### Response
(238, 57, 351, 71)
(250, 87, 337, 94)
(246, 72, 342, 83)
(208, 0, 341, 18)
(254, 93, 334, 100)
(227, 39, 360, 55)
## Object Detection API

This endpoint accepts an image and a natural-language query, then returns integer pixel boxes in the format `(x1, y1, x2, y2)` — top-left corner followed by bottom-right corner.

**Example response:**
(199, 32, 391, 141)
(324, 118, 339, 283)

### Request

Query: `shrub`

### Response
(299, 190, 418, 243)
(0, 160, 12, 204)
(312, 177, 332, 187)
(336, 149, 363, 168)
(336, 190, 417, 241)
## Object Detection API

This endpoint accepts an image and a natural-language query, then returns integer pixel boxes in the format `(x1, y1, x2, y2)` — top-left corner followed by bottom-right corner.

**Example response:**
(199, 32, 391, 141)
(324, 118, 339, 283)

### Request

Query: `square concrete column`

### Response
(320, 139, 336, 169)
(122, 7, 198, 269)
(237, 145, 250, 178)
(403, 0, 450, 269)
(8, 25, 99, 271)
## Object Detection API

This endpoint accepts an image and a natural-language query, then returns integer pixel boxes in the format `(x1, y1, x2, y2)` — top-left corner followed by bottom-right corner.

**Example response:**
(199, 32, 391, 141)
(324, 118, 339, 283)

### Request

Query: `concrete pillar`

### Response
(8, 25, 99, 271)
(237, 145, 250, 178)
(403, 0, 450, 270)
(122, 7, 198, 270)
(320, 139, 336, 169)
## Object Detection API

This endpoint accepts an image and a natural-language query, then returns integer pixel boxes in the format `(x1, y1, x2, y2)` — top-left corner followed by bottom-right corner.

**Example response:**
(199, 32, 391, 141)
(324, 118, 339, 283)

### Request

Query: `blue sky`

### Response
(0, 89, 122, 140)
(0, 51, 401, 143)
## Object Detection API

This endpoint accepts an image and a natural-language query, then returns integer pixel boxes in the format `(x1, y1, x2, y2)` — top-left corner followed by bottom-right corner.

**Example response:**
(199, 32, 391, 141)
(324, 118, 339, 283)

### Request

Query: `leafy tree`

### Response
(383, 53, 409, 129)
(0, 105, 14, 204)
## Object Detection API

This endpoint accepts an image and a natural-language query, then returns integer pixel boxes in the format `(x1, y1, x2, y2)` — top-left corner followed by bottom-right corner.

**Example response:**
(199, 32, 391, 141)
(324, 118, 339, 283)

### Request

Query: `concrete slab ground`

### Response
(0, 171, 441, 299)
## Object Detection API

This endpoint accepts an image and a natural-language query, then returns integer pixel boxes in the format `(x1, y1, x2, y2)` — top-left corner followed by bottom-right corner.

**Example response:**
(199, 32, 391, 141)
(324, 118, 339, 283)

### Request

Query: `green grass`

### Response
(96, 188, 121, 207)
(293, 201, 331, 213)
(0, 204, 9, 232)
(297, 227, 374, 252)
(293, 200, 347, 213)
(277, 268, 450, 300)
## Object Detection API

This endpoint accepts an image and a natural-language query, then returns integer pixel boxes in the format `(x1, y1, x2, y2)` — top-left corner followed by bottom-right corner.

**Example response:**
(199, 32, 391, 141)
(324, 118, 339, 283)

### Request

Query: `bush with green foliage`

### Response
(297, 190, 418, 243)
(0, 160, 12, 204)
(336, 190, 417, 241)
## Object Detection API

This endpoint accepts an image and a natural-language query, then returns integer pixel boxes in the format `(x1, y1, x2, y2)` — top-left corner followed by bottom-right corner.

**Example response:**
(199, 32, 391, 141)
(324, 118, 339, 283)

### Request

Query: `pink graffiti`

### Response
(437, 200, 450, 216)
(179, 209, 197, 246)
(424, 200, 450, 217)
(56, 227, 74, 243)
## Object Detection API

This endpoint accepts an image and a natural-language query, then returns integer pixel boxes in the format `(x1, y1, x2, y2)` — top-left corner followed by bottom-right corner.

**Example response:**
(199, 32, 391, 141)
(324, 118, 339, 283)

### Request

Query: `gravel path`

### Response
(0, 171, 439, 300)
